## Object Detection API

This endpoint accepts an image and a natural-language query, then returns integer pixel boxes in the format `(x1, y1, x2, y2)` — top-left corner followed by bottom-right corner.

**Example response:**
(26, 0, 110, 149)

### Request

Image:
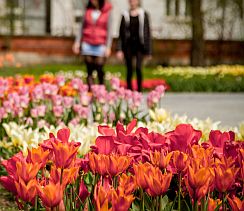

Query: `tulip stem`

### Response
(60, 168, 64, 184)
(222, 192, 226, 211)
(140, 188, 145, 211)
(34, 196, 38, 211)
(178, 173, 181, 211)
(194, 200, 198, 211)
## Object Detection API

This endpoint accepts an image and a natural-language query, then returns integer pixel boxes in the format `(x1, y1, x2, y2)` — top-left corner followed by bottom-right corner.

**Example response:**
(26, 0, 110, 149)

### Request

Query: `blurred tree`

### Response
(189, 0, 205, 66)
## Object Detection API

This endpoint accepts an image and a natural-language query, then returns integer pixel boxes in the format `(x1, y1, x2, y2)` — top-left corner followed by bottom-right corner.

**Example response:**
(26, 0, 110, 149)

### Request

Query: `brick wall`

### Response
(0, 36, 243, 65)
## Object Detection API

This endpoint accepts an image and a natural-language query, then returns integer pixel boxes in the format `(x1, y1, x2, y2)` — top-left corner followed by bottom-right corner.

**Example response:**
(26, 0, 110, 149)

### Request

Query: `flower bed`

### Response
(0, 74, 167, 132)
(153, 65, 244, 92)
(0, 69, 243, 210)
(0, 120, 243, 211)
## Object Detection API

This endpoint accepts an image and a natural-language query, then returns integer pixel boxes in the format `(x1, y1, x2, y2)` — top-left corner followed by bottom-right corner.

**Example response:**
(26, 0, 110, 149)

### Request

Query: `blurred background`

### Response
(0, 0, 243, 66)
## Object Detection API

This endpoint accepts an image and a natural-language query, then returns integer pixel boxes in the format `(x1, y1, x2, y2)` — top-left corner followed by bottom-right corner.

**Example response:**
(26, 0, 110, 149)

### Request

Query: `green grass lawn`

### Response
(0, 63, 154, 79)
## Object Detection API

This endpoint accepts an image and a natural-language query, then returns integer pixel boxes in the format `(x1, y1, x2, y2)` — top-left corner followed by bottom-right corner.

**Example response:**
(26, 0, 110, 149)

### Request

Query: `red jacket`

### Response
(82, 3, 112, 45)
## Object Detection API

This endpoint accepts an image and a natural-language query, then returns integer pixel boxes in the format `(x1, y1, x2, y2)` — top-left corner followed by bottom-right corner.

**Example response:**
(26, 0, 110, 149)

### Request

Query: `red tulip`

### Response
(78, 180, 89, 202)
(208, 130, 235, 157)
(166, 124, 202, 153)
(1, 152, 25, 176)
(95, 136, 115, 155)
(0, 176, 17, 195)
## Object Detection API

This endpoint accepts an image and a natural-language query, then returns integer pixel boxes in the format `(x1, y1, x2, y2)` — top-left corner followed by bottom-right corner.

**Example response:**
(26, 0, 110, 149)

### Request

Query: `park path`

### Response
(159, 93, 244, 127)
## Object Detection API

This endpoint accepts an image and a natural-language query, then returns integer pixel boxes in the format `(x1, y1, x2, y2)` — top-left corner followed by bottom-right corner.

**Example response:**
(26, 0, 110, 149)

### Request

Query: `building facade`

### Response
(0, 0, 243, 40)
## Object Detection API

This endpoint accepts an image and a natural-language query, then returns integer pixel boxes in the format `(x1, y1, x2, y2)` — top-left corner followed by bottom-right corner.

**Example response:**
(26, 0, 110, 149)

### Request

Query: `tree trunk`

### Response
(190, 0, 205, 66)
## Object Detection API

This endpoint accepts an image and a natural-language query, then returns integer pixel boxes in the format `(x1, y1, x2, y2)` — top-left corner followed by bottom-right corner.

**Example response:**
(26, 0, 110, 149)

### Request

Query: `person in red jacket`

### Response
(73, 0, 113, 90)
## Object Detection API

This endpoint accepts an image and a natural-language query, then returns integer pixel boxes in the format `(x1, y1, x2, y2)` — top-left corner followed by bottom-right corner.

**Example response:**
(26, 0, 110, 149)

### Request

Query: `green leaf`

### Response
(160, 195, 168, 211)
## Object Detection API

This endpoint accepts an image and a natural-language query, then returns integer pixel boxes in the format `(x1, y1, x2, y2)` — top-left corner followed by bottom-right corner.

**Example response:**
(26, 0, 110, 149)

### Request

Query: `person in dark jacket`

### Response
(73, 0, 113, 90)
(117, 0, 152, 92)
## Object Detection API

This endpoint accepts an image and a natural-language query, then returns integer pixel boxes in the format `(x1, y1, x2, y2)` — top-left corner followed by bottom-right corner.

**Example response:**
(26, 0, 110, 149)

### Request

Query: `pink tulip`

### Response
(53, 106, 64, 118)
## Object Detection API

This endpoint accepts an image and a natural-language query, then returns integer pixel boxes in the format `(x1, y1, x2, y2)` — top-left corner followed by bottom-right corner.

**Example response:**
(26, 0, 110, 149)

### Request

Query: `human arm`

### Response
(116, 15, 125, 60)
(143, 12, 152, 56)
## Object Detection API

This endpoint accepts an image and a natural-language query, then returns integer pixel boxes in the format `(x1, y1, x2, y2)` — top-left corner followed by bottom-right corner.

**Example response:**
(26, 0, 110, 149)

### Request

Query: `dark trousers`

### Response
(85, 56, 105, 90)
(125, 50, 144, 92)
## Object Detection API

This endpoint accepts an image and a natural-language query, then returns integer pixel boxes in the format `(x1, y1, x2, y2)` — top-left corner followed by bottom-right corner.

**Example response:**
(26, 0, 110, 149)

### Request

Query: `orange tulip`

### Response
(188, 145, 214, 168)
(27, 147, 50, 168)
(214, 165, 238, 193)
(89, 153, 131, 177)
(133, 162, 151, 190)
(227, 196, 244, 211)
(51, 141, 80, 169)
(134, 162, 172, 197)
(118, 174, 136, 196)
(16, 161, 41, 183)
(94, 183, 111, 211)
(207, 197, 222, 211)
(185, 159, 212, 201)
(111, 189, 134, 211)
(150, 150, 172, 170)
(37, 182, 64, 209)
(15, 178, 37, 203)
(107, 154, 132, 177)
(171, 151, 188, 173)
(50, 166, 79, 186)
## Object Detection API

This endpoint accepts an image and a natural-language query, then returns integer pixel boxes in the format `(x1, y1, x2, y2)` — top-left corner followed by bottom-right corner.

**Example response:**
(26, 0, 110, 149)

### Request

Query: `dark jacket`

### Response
(117, 8, 152, 55)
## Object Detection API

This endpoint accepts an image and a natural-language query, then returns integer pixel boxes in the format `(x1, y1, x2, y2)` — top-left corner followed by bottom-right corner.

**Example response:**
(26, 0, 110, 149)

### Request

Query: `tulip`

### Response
(51, 140, 80, 169)
(89, 153, 109, 175)
(166, 124, 202, 153)
(1, 152, 25, 176)
(150, 150, 172, 170)
(0, 176, 17, 195)
(50, 166, 79, 186)
(111, 189, 135, 211)
(133, 163, 151, 190)
(145, 167, 172, 197)
(107, 154, 132, 177)
(94, 183, 111, 211)
(185, 162, 212, 202)
(118, 174, 136, 196)
(134, 162, 172, 197)
(171, 151, 188, 174)
(15, 178, 37, 203)
(208, 130, 235, 157)
(16, 161, 41, 183)
(227, 196, 244, 211)
(207, 197, 222, 211)
(26, 147, 50, 168)
(89, 153, 131, 177)
(37, 182, 64, 209)
(78, 180, 89, 202)
(214, 165, 238, 193)
(188, 145, 214, 168)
